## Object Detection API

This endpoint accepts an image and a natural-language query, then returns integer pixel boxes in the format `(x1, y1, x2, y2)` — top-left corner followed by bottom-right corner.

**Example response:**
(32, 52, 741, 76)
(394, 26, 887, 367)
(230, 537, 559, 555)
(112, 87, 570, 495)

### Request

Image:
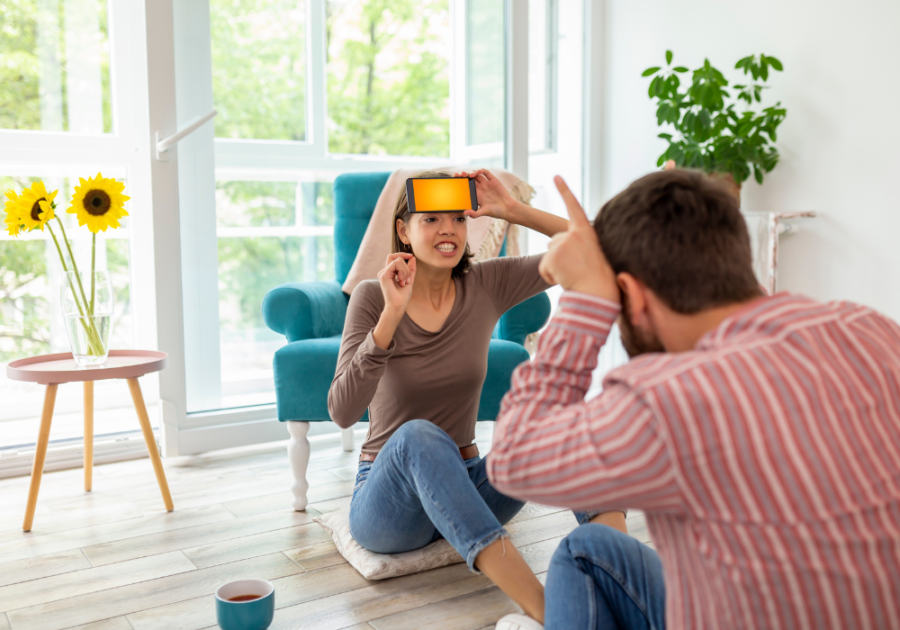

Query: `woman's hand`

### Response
(378, 252, 417, 315)
(455, 169, 517, 221)
(373, 253, 416, 350)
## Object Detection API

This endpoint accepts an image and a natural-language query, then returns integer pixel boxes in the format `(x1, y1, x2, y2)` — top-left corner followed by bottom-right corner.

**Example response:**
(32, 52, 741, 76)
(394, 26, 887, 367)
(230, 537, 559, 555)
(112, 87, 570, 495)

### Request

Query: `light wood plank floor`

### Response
(0, 425, 651, 630)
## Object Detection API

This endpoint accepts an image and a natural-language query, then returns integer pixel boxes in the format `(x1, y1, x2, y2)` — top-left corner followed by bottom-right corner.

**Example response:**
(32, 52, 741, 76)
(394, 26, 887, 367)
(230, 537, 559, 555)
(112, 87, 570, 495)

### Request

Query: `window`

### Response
(0, 171, 135, 448)
(0, 0, 113, 133)
(215, 177, 335, 409)
(211, 0, 309, 141)
(184, 0, 475, 415)
(0, 0, 156, 464)
(326, 0, 451, 157)
(528, 0, 557, 152)
(465, 0, 504, 148)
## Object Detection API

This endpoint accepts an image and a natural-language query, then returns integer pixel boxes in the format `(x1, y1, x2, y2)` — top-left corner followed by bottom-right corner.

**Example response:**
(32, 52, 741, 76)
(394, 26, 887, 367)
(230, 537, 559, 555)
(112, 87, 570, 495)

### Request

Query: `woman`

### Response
(327, 169, 625, 626)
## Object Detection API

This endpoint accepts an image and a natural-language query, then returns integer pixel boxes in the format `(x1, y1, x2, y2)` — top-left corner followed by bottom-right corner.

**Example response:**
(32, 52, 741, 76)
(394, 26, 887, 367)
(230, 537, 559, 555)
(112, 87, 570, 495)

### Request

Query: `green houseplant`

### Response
(642, 51, 787, 195)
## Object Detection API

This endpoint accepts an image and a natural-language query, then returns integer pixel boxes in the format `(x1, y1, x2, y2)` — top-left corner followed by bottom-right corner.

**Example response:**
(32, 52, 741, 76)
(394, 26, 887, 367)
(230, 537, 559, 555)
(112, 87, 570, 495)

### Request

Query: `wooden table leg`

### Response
(127, 378, 174, 512)
(84, 381, 94, 492)
(23, 384, 58, 532)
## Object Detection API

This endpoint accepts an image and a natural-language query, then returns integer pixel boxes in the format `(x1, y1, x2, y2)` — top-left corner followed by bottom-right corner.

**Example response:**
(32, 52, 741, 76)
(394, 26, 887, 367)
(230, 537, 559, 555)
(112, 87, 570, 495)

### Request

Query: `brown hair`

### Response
(391, 170, 474, 280)
(594, 169, 762, 314)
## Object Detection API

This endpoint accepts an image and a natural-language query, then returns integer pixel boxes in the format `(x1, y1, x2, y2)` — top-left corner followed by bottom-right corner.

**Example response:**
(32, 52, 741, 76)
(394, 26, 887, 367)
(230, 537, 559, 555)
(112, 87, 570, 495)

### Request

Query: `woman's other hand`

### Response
(378, 252, 417, 315)
(373, 252, 416, 350)
(455, 169, 516, 221)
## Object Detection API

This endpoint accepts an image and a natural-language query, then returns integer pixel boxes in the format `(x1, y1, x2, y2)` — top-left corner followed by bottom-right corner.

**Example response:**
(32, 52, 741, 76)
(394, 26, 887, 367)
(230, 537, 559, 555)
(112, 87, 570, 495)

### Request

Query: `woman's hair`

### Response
(391, 170, 474, 279)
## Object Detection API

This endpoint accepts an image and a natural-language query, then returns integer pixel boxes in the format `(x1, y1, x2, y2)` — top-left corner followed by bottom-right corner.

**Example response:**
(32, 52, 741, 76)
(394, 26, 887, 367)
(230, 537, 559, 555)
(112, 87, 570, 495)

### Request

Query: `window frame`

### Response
(0, 0, 162, 468)
(151, 0, 558, 455)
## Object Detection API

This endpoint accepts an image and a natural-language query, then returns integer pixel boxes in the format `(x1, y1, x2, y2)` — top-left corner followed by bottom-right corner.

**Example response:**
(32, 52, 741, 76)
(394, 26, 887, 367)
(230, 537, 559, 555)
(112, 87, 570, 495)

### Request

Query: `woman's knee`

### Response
(391, 419, 456, 453)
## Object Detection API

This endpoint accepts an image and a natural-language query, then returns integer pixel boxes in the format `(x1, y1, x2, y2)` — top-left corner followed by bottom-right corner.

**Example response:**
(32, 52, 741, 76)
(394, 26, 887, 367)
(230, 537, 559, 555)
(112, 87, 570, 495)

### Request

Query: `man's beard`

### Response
(618, 292, 665, 358)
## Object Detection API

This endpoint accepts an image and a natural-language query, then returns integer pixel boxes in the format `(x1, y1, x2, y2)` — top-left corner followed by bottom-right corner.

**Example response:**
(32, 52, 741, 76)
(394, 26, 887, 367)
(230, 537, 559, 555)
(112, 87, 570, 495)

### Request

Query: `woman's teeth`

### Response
(436, 244, 456, 252)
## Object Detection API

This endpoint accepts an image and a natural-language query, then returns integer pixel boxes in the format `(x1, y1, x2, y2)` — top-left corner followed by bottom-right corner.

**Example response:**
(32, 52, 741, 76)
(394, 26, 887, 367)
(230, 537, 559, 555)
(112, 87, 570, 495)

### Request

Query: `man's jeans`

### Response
(545, 523, 667, 630)
(348, 420, 523, 570)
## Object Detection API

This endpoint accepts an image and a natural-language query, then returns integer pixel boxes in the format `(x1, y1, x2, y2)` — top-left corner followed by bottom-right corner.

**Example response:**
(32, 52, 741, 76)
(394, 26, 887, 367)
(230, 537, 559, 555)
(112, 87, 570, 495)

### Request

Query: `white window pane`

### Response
(210, 0, 308, 141)
(528, 0, 555, 152)
(326, 0, 450, 157)
(0, 0, 112, 133)
(465, 0, 504, 147)
(0, 172, 135, 447)
(214, 179, 335, 410)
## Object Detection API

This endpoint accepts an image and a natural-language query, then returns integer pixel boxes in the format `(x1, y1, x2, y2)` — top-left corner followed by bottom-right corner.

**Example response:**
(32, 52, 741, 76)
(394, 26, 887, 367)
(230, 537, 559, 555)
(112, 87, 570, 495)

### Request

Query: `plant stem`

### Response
(90, 232, 96, 315)
(47, 223, 103, 356)
(54, 218, 105, 356)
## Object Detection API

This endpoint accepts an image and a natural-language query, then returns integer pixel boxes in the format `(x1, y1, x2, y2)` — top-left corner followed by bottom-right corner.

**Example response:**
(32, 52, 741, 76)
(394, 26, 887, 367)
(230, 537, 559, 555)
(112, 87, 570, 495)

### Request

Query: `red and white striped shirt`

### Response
(488, 292, 900, 630)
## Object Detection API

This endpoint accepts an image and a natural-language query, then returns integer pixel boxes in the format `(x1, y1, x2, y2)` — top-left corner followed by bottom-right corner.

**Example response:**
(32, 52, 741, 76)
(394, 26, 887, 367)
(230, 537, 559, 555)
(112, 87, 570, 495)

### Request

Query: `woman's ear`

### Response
(397, 218, 410, 245)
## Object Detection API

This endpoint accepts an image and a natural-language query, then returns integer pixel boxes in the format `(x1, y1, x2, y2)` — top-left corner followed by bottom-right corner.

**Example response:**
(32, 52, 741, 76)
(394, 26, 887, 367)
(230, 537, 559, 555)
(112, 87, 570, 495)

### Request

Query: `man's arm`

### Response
(487, 292, 682, 512)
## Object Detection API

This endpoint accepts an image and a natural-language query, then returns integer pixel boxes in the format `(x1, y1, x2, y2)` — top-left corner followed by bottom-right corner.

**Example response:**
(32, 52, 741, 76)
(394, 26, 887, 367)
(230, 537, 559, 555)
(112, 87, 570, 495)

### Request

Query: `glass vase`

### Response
(61, 270, 114, 367)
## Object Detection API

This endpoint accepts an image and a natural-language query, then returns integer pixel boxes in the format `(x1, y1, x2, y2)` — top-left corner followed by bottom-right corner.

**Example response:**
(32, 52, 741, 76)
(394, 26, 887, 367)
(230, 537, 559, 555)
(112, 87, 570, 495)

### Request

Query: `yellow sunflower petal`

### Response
(69, 173, 129, 233)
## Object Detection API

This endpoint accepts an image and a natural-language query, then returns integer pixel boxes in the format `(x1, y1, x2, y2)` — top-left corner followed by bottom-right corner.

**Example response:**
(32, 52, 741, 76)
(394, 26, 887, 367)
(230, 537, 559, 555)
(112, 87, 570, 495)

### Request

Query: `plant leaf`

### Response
(767, 56, 783, 71)
(666, 50, 673, 65)
(642, 67, 661, 77)
(673, 66, 688, 73)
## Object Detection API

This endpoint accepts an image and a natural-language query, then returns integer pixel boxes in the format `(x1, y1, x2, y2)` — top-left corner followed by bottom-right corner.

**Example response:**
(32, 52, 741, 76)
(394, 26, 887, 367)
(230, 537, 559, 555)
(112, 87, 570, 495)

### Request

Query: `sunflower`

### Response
(3, 189, 24, 237)
(68, 174, 130, 233)
(11, 181, 58, 232)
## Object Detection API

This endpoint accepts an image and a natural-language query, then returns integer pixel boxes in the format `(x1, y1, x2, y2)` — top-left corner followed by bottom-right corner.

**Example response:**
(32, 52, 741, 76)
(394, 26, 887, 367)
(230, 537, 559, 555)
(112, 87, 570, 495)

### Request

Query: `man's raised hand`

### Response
(538, 176, 619, 303)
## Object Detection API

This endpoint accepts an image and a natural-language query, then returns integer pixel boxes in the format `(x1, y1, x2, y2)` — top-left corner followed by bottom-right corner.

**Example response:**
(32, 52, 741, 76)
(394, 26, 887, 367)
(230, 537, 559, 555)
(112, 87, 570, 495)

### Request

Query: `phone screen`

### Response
(407, 177, 477, 212)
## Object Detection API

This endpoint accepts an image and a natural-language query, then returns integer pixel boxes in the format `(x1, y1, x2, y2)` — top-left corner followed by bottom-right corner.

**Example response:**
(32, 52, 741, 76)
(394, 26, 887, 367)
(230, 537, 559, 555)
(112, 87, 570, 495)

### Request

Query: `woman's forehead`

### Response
(413, 211, 466, 219)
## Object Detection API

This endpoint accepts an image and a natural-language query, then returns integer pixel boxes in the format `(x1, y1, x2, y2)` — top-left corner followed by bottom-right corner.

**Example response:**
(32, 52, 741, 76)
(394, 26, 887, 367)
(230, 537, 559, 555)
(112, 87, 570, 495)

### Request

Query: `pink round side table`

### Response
(6, 350, 173, 532)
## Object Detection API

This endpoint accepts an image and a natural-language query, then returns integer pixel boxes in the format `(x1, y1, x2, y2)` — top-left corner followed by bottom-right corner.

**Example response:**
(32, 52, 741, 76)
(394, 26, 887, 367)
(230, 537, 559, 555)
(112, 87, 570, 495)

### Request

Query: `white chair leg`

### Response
(340, 426, 354, 452)
(286, 421, 310, 511)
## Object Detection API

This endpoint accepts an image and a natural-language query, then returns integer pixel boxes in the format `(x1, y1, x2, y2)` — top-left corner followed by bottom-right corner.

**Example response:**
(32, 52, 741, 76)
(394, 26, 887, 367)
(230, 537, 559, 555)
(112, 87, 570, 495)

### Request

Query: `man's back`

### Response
(612, 293, 900, 628)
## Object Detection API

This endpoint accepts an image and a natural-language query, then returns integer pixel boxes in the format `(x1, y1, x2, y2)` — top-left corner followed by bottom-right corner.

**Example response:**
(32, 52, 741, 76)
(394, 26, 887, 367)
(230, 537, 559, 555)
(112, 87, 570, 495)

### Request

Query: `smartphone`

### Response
(406, 177, 478, 213)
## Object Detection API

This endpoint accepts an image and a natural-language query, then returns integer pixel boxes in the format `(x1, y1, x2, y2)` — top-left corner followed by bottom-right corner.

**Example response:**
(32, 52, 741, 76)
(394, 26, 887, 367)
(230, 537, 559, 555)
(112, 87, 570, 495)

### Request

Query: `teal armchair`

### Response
(262, 171, 551, 510)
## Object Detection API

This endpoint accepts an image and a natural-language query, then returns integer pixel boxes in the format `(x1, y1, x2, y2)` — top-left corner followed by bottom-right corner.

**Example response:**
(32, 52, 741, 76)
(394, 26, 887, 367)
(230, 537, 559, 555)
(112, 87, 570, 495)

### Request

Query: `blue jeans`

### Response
(349, 420, 525, 570)
(545, 523, 667, 630)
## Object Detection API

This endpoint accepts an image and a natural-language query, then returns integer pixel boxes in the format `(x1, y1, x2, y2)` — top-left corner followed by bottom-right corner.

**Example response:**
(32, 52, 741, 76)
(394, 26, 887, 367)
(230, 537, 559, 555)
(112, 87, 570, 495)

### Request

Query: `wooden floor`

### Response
(0, 425, 651, 630)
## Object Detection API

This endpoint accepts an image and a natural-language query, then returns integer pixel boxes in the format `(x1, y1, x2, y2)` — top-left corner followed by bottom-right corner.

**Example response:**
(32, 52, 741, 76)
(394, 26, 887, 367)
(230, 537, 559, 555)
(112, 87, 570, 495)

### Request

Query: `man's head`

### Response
(594, 169, 762, 357)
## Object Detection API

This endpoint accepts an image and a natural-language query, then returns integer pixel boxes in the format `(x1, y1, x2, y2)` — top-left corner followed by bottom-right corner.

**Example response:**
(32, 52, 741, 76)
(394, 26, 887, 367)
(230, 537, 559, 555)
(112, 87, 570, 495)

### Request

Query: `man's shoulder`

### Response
(605, 294, 900, 400)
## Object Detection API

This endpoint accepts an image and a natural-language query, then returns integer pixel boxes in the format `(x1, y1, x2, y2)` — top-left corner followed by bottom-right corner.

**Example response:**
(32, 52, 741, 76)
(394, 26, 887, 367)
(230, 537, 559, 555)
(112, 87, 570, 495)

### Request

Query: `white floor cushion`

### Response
(313, 508, 465, 580)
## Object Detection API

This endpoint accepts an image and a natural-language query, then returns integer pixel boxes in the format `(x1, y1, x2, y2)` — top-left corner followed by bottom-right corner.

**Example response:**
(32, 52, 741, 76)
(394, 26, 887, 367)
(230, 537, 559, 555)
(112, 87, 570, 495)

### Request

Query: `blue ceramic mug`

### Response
(215, 579, 275, 630)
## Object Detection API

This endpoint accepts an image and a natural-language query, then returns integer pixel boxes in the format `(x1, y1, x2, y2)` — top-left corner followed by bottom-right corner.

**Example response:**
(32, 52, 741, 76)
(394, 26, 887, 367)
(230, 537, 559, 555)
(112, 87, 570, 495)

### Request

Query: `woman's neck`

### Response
(411, 262, 455, 310)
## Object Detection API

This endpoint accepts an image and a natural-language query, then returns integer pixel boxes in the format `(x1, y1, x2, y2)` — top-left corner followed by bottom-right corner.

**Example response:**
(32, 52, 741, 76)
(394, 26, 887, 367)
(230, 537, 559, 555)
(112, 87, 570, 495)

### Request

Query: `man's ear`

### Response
(397, 218, 410, 245)
(617, 273, 649, 325)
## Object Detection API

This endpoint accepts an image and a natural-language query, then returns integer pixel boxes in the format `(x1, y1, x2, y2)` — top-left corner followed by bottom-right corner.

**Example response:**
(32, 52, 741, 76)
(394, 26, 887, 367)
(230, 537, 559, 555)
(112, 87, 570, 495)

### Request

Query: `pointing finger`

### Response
(554, 176, 590, 228)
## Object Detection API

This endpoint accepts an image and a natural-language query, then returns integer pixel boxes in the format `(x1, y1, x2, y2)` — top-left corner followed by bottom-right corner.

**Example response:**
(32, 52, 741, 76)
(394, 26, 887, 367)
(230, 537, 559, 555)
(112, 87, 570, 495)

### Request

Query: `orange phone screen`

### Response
(411, 178, 473, 212)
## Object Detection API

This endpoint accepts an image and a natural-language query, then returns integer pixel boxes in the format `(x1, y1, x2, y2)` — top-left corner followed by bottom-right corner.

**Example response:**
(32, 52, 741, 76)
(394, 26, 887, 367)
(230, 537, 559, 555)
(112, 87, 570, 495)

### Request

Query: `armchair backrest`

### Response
(333, 172, 392, 285)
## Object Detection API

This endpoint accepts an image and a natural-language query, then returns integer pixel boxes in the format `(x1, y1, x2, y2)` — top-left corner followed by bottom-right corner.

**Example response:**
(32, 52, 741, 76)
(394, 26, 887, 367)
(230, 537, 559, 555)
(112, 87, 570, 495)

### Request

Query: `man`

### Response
(489, 168, 900, 630)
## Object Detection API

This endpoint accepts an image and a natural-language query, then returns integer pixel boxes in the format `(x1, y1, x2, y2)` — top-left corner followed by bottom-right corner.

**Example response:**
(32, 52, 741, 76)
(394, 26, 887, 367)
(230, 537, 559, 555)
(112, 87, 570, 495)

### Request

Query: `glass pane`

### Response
(327, 0, 450, 156)
(466, 0, 504, 146)
(0, 0, 112, 133)
(210, 0, 308, 141)
(0, 172, 134, 448)
(528, 0, 553, 152)
(215, 179, 335, 410)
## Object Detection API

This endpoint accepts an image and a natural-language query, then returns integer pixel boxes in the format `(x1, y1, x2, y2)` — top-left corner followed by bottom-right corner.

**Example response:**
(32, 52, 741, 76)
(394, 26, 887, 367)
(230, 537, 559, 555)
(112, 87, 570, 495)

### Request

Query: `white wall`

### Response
(597, 0, 900, 322)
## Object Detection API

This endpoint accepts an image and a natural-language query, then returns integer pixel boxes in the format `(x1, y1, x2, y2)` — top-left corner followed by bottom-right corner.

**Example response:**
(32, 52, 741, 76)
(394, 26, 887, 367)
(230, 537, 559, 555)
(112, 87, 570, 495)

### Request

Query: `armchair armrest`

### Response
(495, 291, 551, 346)
(262, 280, 348, 342)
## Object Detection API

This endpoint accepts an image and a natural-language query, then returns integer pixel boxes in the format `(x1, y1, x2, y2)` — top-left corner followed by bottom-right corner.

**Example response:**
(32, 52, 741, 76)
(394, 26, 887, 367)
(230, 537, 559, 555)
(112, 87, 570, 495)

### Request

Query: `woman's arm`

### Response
(457, 169, 569, 237)
(327, 253, 417, 428)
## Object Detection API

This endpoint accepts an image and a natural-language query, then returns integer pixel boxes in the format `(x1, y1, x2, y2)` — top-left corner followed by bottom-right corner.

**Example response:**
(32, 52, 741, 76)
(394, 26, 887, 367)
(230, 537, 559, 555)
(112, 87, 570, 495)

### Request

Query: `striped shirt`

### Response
(488, 292, 900, 630)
